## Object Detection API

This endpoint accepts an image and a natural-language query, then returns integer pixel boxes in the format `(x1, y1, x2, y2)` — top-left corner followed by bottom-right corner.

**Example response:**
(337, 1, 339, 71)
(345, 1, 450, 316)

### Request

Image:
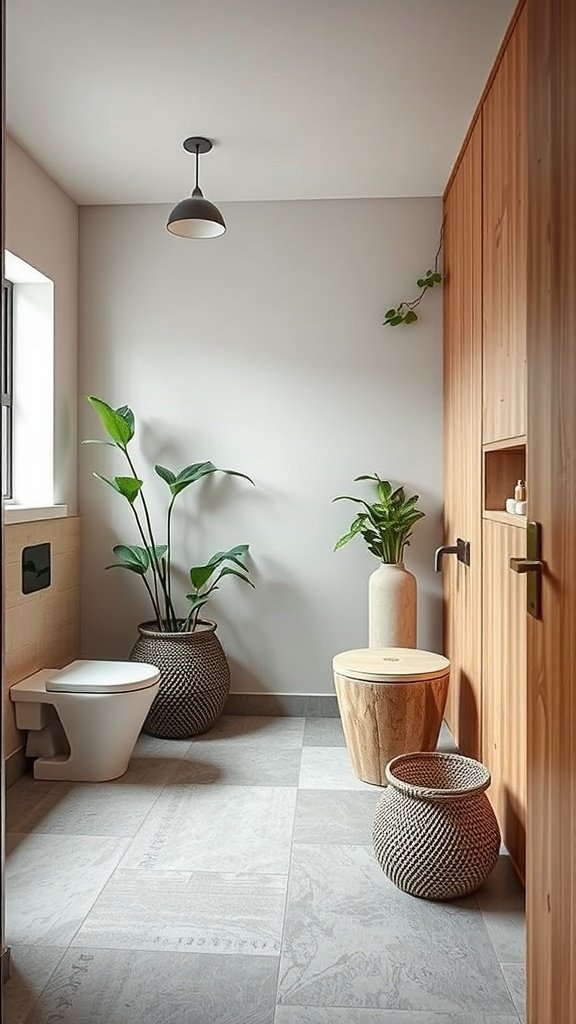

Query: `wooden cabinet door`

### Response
(482, 7, 527, 444)
(526, 0, 576, 1019)
(442, 122, 483, 759)
(482, 519, 527, 879)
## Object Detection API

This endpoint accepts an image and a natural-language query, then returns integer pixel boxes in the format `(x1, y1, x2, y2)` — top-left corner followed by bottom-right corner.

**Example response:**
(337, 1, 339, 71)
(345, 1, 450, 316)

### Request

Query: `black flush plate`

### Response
(22, 543, 51, 594)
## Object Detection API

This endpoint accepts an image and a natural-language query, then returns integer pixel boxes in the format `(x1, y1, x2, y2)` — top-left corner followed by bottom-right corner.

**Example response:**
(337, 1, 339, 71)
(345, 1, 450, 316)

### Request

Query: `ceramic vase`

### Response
(368, 562, 417, 648)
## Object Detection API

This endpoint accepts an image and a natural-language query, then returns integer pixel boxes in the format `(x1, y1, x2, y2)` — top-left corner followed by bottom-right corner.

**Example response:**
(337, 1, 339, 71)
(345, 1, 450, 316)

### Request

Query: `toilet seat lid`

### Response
(45, 660, 160, 693)
(333, 647, 450, 682)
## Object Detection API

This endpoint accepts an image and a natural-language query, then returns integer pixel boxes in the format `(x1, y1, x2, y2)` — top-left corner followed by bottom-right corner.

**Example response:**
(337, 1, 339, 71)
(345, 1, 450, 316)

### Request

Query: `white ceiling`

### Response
(6, 0, 514, 205)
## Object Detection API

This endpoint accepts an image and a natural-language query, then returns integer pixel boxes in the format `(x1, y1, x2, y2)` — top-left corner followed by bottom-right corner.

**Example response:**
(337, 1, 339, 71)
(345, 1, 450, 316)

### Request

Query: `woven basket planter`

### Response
(372, 751, 501, 900)
(130, 620, 230, 739)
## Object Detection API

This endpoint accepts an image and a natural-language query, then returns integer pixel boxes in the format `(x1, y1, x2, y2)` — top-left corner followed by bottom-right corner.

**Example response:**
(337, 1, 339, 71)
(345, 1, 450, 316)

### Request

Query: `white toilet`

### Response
(10, 660, 160, 782)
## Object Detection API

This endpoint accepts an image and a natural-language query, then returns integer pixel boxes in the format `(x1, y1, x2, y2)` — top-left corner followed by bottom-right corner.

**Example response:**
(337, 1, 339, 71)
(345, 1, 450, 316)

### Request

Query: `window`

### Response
(3, 251, 56, 514)
(2, 278, 14, 499)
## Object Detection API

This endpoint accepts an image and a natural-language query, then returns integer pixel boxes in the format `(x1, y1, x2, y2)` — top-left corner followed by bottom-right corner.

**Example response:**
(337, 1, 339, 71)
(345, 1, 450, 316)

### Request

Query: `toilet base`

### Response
(10, 666, 160, 783)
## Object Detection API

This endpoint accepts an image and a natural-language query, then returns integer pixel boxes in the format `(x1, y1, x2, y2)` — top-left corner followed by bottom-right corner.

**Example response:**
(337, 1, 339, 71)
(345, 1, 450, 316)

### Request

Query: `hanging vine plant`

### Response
(383, 223, 444, 327)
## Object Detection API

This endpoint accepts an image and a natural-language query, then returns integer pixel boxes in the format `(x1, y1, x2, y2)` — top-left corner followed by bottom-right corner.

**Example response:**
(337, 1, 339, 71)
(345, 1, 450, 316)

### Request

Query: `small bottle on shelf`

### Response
(514, 479, 527, 515)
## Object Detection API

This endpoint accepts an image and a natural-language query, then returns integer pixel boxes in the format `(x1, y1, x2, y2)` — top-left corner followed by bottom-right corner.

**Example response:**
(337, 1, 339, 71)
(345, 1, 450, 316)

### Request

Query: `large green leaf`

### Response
(208, 544, 250, 570)
(116, 405, 135, 435)
(334, 517, 365, 551)
(169, 463, 255, 498)
(170, 462, 217, 496)
(189, 563, 219, 592)
(107, 543, 167, 575)
(154, 464, 176, 486)
(106, 544, 150, 575)
(93, 473, 143, 504)
(214, 566, 255, 588)
(87, 396, 134, 447)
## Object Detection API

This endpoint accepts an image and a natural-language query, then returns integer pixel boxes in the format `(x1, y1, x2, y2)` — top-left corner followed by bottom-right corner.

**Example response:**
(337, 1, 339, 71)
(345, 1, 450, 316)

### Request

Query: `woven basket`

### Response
(130, 620, 230, 739)
(372, 751, 501, 900)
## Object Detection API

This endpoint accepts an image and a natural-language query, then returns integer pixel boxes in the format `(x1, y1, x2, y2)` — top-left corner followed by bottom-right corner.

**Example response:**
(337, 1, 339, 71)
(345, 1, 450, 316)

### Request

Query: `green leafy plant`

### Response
(84, 396, 255, 632)
(383, 224, 444, 327)
(333, 474, 425, 564)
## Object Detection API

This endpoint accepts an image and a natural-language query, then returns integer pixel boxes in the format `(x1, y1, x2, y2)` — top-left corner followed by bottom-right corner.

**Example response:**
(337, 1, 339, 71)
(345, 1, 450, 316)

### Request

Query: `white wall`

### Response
(5, 135, 78, 510)
(79, 198, 443, 695)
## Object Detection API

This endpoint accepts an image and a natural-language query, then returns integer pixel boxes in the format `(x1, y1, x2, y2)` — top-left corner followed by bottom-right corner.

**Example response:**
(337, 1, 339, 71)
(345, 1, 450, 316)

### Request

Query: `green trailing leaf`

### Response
(87, 396, 134, 447)
(383, 222, 444, 329)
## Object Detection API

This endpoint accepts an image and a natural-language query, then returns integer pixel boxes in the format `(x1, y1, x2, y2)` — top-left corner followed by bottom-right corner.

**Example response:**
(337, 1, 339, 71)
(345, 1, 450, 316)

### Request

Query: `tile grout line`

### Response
(12, 945, 69, 1024)
(273, 735, 304, 1007)
(49, 749, 187, 951)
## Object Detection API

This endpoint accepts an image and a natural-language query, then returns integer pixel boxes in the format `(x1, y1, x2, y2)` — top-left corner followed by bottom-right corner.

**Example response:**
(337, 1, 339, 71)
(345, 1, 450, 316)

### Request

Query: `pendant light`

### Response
(166, 137, 226, 238)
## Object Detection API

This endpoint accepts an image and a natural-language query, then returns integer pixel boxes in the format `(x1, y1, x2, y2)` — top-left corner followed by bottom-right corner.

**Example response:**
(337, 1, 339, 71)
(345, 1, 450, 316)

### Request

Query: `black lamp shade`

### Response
(166, 194, 226, 238)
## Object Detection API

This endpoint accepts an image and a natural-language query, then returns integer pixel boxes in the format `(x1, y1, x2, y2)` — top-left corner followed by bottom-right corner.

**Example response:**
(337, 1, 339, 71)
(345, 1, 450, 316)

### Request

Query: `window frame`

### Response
(2, 277, 14, 500)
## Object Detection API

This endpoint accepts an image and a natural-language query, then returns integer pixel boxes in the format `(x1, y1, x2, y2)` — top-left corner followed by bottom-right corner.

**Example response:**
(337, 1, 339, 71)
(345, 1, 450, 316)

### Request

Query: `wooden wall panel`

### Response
(442, 122, 483, 759)
(526, 0, 576, 1020)
(3, 517, 80, 758)
(482, 7, 527, 443)
(482, 519, 527, 879)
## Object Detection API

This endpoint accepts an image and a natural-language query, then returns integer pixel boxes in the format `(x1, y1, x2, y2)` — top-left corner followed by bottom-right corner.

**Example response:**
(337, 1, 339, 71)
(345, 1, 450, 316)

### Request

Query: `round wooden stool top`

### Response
(333, 648, 451, 786)
(333, 647, 450, 683)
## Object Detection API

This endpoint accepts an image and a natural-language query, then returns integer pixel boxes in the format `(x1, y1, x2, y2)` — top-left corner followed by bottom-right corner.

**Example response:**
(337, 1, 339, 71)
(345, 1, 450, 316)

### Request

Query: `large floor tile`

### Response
(501, 963, 526, 1022)
(303, 718, 346, 747)
(275, 1009, 520, 1023)
(4, 945, 66, 1024)
(7, 759, 174, 837)
(6, 833, 129, 946)
(29, 948, 278, 1024)
(192, 715, 305, 747)
(73, 868, 286, 956)
(293, 790, 379, 845)
(277, 844, 516, 1014)
(121, 784, 297, 874)
(132, 733, 192, 759)
(298, 747, 380, 791)
(179, 745, 301, 786)
(475, 856, 525, 963)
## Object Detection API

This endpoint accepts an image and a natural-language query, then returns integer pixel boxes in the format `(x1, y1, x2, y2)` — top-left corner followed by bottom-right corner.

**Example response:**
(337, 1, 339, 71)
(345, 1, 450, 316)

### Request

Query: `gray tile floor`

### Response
(4, 717, 526, 1024)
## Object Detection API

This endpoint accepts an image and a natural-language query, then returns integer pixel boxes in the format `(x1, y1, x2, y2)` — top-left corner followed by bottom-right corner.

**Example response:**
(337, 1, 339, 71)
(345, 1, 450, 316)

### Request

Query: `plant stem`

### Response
(122, 446, 178, 630)
(166, 495, 176, 619)
(127, 502, 163, 626)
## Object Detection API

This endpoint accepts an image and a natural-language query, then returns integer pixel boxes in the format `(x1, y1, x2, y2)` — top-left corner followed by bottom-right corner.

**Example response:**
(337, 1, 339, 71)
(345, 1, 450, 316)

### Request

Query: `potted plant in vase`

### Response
(84, 396, 255, 739)
(333, 474, 425, 648)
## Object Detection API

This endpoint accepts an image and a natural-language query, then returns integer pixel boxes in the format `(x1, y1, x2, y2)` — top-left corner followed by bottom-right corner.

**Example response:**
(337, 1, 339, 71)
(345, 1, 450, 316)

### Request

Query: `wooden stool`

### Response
(333, 648, 450, 786)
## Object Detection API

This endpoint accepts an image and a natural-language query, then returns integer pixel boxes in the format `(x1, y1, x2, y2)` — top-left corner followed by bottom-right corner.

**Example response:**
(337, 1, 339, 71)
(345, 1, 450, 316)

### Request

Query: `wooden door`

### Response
(442, 122, 483, 759)
(482, 519, 527, 880)
(482, 6, 527, 444)
(526, 0, 576, 1020)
